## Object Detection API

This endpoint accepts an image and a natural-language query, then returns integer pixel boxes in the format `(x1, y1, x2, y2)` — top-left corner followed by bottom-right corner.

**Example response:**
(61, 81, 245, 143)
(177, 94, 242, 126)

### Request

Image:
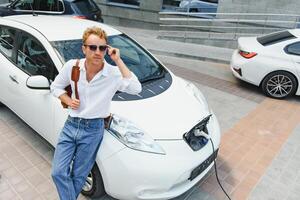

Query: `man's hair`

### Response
(82, 26, 108, 44)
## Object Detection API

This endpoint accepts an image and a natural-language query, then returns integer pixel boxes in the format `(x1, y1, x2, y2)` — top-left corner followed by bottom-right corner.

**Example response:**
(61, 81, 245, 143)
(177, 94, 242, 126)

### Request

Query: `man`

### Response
(50, 26, 142, 200)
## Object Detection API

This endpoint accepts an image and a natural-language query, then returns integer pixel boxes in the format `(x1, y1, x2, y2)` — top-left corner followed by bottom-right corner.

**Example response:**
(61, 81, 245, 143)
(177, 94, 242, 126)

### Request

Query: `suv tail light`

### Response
(239, 50, 257, 59)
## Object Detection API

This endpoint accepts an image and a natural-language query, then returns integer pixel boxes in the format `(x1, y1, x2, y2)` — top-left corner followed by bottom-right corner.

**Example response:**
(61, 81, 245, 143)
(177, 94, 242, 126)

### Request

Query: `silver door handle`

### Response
(9, 75, 19, 84)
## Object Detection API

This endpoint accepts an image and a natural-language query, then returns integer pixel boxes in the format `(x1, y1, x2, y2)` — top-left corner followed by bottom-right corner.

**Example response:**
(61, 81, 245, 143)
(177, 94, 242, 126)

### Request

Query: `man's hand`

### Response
(107, 45, 120, 63)
(68, 98, 80, 110)
(59, 93, 80, 110)
(107, 45, 132, 79)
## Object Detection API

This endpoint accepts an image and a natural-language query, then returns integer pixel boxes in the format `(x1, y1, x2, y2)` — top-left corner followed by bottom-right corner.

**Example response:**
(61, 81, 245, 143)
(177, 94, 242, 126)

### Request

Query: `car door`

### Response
(11, 30, 58, 139)
(0, 25, 19, 107)
(285, 42, 300, 78)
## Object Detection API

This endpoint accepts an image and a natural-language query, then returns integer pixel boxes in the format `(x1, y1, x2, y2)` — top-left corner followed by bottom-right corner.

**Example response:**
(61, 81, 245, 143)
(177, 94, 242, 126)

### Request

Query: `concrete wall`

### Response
(216, 0, 300, 31)
(218, 0, 300, 14)
(96, 0, 162, 29)
(0, 0, 8, 4)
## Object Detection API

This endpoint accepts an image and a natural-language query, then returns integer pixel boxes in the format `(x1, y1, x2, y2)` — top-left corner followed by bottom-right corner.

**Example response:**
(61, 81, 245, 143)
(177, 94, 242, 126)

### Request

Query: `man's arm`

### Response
(107, 46, 142, 94)
(50, 59, 80, 109)
(107, 45, 131, 78)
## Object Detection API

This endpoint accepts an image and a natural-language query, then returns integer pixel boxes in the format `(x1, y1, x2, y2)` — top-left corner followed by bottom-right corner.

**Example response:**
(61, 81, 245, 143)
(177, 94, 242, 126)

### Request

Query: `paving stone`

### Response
(249, 124, 300, 200)
(1, 52, 300, 200)
(0, 179, 10, 193)
(19, 186, 41, 200)
(14, 180, 31, 194)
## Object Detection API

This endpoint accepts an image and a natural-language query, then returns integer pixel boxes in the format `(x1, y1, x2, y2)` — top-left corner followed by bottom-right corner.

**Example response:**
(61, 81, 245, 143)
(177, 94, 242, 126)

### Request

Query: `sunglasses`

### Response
(84, 44, 108, 52)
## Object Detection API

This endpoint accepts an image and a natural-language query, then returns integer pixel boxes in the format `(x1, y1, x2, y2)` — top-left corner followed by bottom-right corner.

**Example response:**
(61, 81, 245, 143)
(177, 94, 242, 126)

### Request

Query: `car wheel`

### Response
(261, 71, 297, 99)
(81, 164, 106, 198)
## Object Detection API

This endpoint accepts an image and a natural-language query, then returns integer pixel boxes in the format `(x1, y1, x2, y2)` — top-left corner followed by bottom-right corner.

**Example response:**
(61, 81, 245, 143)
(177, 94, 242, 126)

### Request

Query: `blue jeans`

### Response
(51, 116, 104, 200)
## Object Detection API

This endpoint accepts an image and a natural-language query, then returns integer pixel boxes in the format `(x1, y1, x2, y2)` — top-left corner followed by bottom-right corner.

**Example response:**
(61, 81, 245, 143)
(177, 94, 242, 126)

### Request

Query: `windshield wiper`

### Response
(140, 70, 165, 83)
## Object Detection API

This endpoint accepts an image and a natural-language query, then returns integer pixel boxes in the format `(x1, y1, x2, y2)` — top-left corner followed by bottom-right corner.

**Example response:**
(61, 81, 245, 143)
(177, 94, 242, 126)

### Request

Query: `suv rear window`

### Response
(72, 0, 99, 14)
(257, 31, 296, 46)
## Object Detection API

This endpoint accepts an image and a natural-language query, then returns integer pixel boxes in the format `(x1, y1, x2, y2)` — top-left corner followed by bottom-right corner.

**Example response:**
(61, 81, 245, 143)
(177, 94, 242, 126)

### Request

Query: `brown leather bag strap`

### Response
(71, 59, 80, 100)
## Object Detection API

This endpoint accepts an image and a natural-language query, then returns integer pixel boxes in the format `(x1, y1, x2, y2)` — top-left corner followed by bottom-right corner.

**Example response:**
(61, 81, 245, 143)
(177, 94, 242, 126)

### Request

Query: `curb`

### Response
(149, 49, 231, 65)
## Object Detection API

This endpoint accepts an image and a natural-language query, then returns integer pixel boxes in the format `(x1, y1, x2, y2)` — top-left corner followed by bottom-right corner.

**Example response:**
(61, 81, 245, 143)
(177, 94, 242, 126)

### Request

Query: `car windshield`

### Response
(51, 34, 165, 82)
(72, 0, 99, 14)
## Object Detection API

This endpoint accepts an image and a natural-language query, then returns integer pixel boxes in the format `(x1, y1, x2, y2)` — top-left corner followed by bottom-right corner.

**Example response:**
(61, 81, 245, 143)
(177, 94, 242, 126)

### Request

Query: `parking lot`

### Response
(1, 27, 300, 200)
(0, 20, 300, 200)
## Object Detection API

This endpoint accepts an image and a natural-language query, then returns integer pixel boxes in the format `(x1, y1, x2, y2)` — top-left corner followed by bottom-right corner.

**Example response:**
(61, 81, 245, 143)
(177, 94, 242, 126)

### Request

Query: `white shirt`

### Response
(50, 58, 142, 119)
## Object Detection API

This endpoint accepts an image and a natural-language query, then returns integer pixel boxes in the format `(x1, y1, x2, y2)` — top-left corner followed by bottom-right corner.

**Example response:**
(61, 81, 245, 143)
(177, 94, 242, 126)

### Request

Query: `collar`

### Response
(79, 58, 109, 77)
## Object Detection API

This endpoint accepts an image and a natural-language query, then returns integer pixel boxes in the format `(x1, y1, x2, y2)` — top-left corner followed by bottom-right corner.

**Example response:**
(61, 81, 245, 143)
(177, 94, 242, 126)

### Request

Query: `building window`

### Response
(107, 0, 140, 7)
(161, 0, 218, 14)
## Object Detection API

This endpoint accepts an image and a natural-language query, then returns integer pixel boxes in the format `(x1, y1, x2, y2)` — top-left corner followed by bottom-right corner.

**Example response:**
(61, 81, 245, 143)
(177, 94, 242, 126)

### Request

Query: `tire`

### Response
(81, 163, 106, 198)
(261, 71, 297, 99)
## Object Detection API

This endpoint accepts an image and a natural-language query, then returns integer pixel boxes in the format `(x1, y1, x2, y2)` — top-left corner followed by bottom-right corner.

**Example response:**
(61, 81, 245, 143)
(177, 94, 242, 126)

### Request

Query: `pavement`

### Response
(114, 26, 234, 64)
(1, 25, 300, 200)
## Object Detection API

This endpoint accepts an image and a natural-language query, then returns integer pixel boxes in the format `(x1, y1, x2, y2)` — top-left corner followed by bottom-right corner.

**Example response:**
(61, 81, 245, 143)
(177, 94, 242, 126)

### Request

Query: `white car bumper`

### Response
(98, 114, 221, 200)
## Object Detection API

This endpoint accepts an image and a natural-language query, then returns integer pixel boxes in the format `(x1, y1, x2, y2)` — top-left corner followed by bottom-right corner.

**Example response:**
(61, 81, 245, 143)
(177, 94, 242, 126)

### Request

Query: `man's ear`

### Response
(82, 46, 86, 55)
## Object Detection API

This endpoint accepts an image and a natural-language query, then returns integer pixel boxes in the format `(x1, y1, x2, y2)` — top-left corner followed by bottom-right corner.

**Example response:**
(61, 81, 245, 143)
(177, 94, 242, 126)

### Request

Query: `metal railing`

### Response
(159, 11, 300, 40)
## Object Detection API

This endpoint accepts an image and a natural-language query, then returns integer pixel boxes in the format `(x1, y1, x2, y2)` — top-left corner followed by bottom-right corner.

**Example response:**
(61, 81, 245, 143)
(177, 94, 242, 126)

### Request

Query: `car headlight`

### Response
(108, 114, 166, 155)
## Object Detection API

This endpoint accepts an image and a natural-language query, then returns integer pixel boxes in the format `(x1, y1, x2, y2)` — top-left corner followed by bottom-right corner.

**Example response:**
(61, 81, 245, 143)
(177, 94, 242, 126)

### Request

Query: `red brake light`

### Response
(73, 16, 87, 19)
(239, 50, 257, 59)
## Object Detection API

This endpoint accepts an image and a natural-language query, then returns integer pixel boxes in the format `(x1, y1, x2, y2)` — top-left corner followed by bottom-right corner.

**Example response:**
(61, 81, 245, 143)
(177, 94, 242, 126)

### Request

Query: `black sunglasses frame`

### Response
(84, 44, 108, 52)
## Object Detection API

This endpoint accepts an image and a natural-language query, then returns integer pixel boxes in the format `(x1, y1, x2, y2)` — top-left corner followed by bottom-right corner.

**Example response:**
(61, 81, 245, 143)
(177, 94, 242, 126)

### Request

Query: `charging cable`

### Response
(200, 132, 232, 200)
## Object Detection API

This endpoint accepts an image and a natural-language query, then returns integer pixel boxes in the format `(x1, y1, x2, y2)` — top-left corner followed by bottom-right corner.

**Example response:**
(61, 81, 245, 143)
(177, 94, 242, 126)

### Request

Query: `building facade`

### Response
(97, 0, 300, 29)
(96, 0, 163, 29)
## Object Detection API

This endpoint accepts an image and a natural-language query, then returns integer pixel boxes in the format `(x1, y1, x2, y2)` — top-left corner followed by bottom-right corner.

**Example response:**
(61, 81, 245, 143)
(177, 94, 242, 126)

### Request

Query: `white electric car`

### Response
(0, 15, 220, 200)
(231, 29, 300, 99)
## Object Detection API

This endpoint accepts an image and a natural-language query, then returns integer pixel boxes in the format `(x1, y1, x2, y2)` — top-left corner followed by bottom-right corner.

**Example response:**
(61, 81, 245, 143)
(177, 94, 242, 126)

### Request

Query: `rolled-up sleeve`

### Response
(50, 60, 72, 98)
(118, 72, 142, 95)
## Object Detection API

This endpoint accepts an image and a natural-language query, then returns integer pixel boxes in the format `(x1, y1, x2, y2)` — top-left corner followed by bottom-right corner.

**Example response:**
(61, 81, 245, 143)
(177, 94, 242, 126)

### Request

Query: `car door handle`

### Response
(9, 75, 19, 84)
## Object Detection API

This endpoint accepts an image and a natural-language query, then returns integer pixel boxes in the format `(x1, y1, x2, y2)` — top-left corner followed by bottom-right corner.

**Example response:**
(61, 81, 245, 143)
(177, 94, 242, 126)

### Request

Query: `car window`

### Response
(0, 26, 16, 59)
(35, 0, 64, 12)
(17, 33, 57, 80)
(286, 42, 300, 56)
(13, 0, 34, 10)
(72, 0, 99, 14)
(108, 0, 140, 6)
(51, 34, 165, 81)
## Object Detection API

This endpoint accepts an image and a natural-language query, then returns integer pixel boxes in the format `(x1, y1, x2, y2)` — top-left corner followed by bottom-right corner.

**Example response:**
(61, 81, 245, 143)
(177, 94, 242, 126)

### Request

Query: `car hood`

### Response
(110, 76, 210, 140)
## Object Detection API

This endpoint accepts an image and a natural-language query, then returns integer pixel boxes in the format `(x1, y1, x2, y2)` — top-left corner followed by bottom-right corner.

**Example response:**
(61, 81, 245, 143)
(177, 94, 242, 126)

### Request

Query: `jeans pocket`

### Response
(86, 120, 104, 132)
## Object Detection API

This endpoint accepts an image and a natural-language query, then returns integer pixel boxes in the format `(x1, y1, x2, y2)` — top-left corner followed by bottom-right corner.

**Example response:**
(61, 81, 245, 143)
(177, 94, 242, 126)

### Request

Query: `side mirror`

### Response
(26, 75, 50, 90)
